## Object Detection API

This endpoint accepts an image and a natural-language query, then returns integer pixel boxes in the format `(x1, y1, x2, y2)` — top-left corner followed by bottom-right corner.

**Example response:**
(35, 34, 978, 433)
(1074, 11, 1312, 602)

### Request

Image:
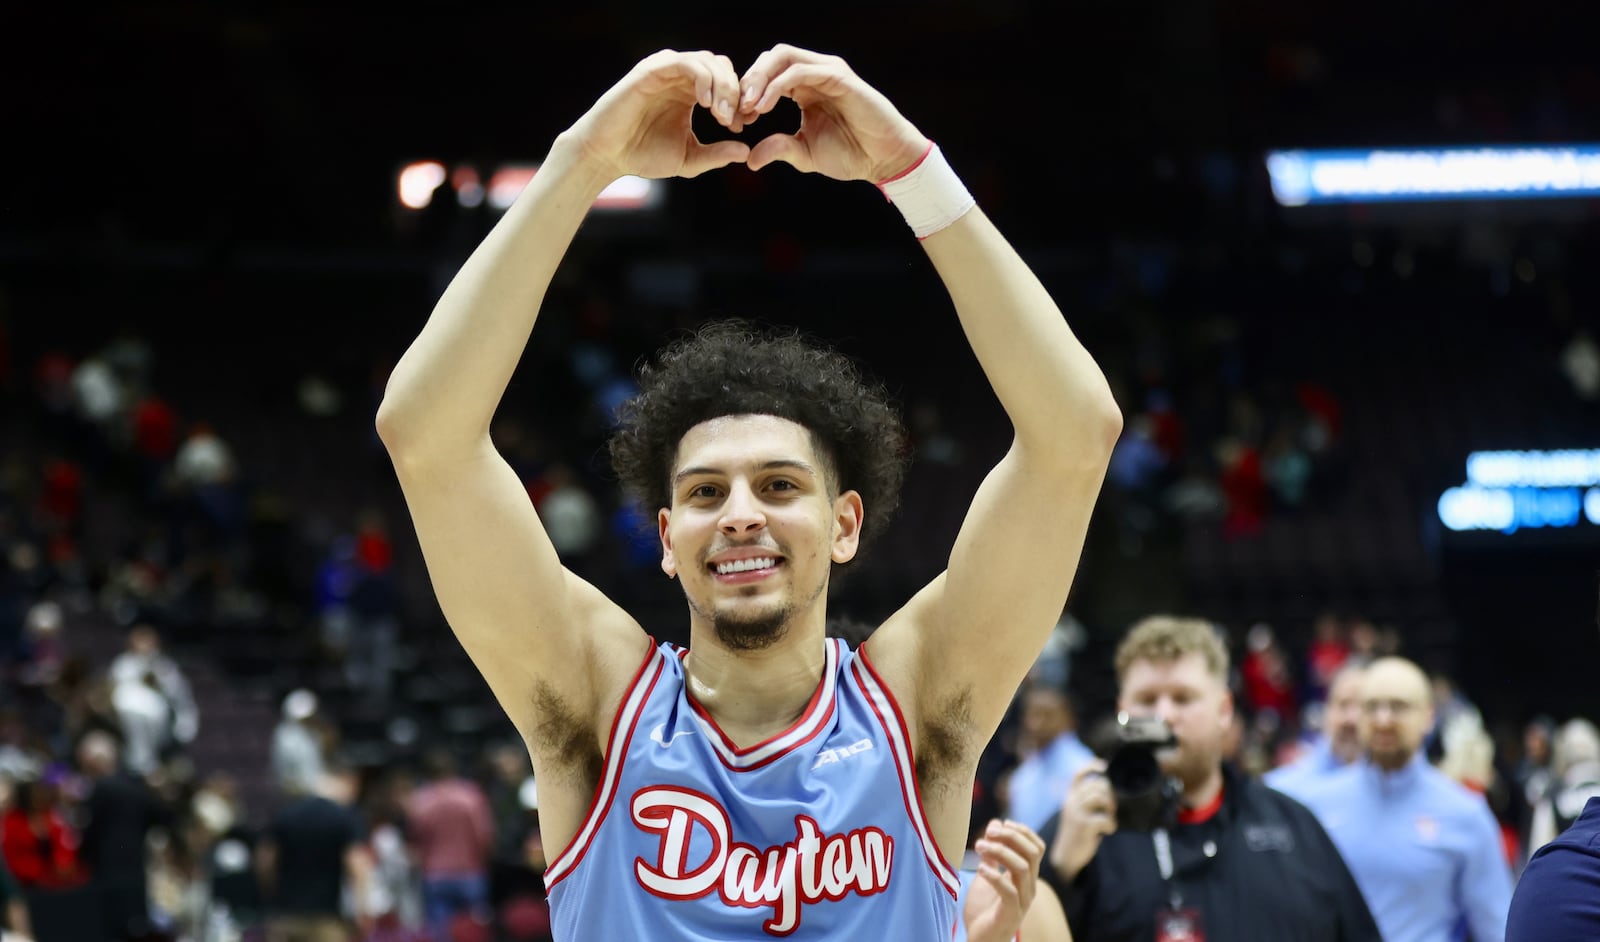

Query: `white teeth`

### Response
(716, 557, 775, 574)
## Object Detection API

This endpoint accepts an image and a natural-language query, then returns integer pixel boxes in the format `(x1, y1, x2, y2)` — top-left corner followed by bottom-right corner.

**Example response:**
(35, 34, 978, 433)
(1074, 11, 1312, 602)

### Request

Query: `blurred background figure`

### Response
(1265, 659, 1368, 801)
(272, 689, 328, 799)
(257, 756, 372, 942)
(76, 730, 171, 942)
(1526, 718, 1600, 856)
(1002, 680, 1094, 834)
(1295, 656, 1512, 942)
(404, 749, 493, 942)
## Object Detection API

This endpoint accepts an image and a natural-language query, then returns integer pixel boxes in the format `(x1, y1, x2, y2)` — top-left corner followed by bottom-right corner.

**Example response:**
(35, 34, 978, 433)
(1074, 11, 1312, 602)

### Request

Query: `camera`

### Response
(1094, 712, 1182, 832)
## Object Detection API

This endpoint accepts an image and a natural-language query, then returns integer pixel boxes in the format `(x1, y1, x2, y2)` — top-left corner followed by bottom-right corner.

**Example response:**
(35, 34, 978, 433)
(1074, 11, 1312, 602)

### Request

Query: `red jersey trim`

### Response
(684, 638, 841, 772)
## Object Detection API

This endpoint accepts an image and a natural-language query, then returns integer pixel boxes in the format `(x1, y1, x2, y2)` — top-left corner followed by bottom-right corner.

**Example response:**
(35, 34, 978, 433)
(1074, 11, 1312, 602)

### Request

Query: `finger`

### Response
(752, 62, 850, 115)
(975, 838, 1032, 880)
(746, 132, 810, 174)
(993, 820, 1048, 865)
(658, 54, 712, 110)
(682, 139, 752, 178)
(739, 43, 833, 112)
(704, 52, 741, 126)
(976, 862, 1021, 908)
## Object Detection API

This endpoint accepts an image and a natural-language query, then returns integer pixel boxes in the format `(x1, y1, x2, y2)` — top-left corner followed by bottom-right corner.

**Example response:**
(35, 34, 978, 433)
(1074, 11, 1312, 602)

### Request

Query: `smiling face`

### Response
(659, 414, 862, 651)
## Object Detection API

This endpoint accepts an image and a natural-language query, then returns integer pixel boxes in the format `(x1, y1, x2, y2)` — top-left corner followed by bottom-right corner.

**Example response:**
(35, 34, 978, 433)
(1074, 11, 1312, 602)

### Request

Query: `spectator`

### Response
(1266, 659, 1368, 801)
(1511, 715, 1556, 841)
(482, 744, 541, 912)
(198, 775, 264, 938)
(1296, 656, 1512, 942)
(1239, 623, 1297, 731)
(257, 757, 373, 942)
(271, 689, 327, 798)
(76, 729, 171, 942)
(405, 749, 494, 942)
(346, 511, 400, 706)
(1303, 611, 1350, 704)
(1527, 718, 1600, 855)
(110, 667, 172, 779)
(1003, 680, 1094, 834)
(1038, 615, 1379, 941)
(0, 778, 83, 891)
(108, 623, 199, 751)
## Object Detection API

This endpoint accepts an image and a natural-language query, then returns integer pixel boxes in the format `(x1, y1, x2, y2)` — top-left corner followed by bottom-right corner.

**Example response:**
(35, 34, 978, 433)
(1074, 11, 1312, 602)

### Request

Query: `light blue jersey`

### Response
(544, 637, 961, 940)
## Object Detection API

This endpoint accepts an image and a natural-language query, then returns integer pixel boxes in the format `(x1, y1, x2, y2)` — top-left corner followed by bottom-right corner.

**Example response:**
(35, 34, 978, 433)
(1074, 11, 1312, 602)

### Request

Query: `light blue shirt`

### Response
(1265, 737, 1353, 803)
(1296, 754, 1513, 942)
(1004, 731, 1095, 833)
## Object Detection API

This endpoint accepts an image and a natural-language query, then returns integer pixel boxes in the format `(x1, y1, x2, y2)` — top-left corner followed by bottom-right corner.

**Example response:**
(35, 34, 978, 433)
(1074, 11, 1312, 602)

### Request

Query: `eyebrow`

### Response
(673, 459, 820, 487)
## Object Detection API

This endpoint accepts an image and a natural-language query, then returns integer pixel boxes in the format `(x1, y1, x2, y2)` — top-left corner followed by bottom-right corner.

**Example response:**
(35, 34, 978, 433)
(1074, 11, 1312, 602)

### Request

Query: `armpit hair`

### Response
(527, 680, 602, 785)
(915, 686, 977, 800)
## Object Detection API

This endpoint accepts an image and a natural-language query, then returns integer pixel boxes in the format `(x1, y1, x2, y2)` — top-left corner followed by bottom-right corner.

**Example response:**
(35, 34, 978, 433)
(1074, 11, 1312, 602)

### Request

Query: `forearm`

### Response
(921, 209, 1121, 459)
(377, 134, 615, 455)
(6, 900, 28, 938)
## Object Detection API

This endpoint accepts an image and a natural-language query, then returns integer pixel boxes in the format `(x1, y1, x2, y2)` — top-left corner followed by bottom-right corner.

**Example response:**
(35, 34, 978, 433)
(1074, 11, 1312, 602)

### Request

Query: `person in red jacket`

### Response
(1, 777, 84, 890)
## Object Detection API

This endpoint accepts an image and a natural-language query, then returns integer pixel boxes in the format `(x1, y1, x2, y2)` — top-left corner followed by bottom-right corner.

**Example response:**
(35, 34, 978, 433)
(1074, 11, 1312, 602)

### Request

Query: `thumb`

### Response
(747, 132, 811, 173)
(682, 139, 751, 178)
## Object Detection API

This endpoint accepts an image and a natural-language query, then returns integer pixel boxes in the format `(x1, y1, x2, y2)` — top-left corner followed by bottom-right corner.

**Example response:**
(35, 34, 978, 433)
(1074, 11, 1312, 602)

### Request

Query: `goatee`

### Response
(712, 607, 792, 651)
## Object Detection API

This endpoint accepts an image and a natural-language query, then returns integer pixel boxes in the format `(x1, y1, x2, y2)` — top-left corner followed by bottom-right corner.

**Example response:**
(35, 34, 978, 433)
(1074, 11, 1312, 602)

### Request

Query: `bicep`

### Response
(390, 442, 645, 735)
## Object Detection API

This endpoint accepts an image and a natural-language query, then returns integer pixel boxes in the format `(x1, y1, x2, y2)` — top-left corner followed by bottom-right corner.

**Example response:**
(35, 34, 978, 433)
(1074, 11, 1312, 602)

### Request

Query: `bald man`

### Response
(1266, 659, 1368, 801)
(1295, 657, 1513, 942)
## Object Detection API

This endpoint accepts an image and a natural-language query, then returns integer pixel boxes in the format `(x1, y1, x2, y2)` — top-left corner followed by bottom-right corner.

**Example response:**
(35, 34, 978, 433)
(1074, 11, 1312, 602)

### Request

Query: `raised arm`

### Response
(375, 51, 750, 747)
(736, 45, 1121, 735)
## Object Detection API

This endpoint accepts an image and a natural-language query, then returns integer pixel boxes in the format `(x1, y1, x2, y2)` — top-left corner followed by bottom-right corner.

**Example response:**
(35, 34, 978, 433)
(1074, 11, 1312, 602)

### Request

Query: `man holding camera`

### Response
(1036, 616, 1380, 942)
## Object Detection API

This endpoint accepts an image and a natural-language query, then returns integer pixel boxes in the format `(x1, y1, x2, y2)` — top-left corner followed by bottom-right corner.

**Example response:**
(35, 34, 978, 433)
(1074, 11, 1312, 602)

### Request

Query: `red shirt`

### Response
(1, 807, 84, 889)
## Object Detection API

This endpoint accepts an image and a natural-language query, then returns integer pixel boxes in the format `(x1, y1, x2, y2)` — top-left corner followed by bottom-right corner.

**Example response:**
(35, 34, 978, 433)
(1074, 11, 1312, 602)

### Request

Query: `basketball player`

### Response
(377, 43, 1121, 939)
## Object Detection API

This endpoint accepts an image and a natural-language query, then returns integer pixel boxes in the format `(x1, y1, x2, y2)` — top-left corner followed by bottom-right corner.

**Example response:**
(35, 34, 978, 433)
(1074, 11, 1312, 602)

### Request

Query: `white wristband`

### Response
(876, 141, 976, 240)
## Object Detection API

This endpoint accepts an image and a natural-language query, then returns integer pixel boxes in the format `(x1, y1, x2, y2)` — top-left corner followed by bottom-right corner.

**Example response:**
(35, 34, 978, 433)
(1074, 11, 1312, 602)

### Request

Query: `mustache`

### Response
(702, 539, 784, 562)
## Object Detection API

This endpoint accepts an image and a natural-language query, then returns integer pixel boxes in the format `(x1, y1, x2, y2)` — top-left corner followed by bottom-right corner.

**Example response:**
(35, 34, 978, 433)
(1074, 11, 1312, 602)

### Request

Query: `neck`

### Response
(1182, 765, 1224, 810)
(685, 624, 828, 745)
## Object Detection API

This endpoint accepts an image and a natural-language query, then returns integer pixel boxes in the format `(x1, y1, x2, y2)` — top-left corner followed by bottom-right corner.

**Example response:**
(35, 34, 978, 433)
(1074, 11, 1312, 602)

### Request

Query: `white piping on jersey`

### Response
(851, 650, 962, 900)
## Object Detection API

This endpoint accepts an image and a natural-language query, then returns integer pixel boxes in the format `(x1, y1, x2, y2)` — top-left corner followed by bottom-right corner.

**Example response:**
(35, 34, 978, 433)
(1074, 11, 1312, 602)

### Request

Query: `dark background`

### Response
(4, 0, 1599, 746)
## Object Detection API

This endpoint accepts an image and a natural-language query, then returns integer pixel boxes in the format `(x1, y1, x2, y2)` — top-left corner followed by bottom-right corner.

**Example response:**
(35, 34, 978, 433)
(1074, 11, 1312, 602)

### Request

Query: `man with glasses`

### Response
(1296, 656, 1512, 942)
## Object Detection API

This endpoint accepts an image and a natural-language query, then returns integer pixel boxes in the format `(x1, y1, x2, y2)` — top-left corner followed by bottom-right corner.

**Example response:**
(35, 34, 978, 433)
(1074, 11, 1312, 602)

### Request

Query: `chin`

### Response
(711, 606, 793, 651)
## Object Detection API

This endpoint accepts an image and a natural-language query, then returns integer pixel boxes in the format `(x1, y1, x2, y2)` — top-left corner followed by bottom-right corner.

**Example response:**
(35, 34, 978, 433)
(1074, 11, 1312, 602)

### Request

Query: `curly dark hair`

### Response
(608, 319, 910, 556)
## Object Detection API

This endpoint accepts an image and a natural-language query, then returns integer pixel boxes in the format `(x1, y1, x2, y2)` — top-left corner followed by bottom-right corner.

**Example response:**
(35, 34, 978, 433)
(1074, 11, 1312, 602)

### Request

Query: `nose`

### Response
(719, 482, 766, 536)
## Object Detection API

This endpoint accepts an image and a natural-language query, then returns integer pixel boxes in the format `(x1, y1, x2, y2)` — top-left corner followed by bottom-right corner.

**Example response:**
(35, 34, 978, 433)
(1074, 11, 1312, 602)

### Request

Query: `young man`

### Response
(376, 43, 1121, 940)
(1039, 616, 1379, 942)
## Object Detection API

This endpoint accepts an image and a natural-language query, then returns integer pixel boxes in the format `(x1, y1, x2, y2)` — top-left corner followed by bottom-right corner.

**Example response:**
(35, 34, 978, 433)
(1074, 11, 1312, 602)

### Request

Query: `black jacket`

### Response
(1037, 763, 1381, 942)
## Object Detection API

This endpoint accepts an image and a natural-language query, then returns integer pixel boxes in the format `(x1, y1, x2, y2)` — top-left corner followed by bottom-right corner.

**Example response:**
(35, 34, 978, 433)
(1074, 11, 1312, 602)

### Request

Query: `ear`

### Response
(1217, 687, 1235, 731)
(658, 507, 677, 579)
(831, 490, 864, 564)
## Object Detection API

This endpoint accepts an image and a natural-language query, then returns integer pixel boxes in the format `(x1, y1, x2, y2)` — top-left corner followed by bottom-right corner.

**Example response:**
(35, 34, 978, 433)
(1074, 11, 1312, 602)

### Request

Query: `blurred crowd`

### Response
(0, 267, 1593, 942)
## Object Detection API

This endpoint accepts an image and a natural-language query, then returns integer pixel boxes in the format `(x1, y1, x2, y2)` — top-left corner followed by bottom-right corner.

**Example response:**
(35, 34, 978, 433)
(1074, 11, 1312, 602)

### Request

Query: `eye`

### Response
(768, 479, 798, 492)
(688, 484, 721, 500)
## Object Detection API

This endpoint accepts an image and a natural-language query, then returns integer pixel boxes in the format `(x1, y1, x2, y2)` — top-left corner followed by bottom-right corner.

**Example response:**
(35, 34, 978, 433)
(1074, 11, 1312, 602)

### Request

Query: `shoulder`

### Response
(1423, 766, 1496, 816)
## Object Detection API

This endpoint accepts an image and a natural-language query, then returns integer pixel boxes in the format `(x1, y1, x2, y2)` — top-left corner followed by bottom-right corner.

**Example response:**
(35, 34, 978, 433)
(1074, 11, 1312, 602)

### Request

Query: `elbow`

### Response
(1095, 395, 1125, 450)
(373, 396, 409, 453)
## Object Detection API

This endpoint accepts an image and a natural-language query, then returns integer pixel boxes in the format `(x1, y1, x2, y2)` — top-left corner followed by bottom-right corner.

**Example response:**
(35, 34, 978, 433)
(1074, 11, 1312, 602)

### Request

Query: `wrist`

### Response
(875, 140, 976, 240)
(547, 132, 624, 201)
